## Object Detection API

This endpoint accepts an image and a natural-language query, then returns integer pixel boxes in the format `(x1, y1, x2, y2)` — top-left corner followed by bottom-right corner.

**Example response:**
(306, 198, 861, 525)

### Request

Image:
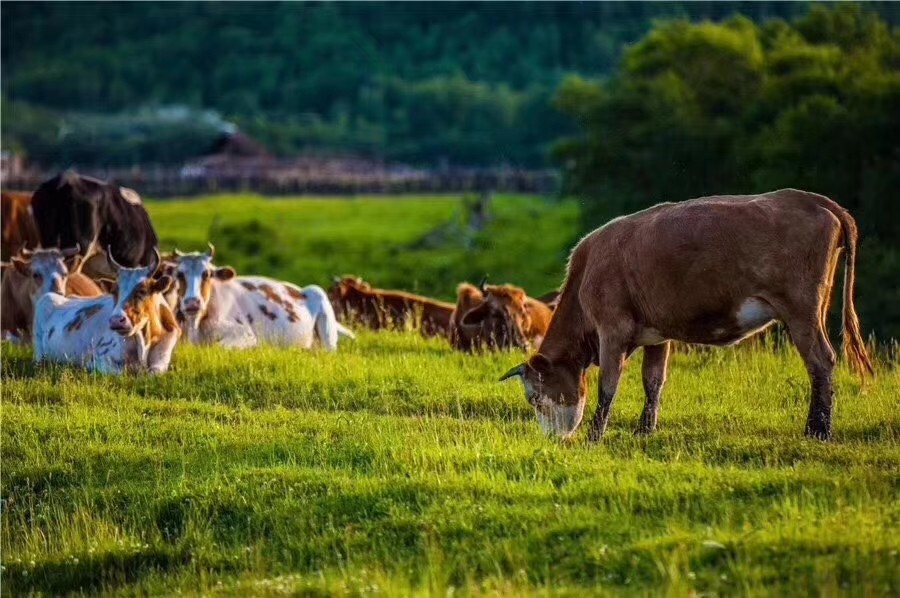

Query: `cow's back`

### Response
(575, 189, 844, 339)
(31, 172, 159, 267)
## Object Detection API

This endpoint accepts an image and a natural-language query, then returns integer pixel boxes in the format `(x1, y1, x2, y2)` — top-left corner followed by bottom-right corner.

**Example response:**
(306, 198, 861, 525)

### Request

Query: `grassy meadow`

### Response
(2, 194, 899, 595)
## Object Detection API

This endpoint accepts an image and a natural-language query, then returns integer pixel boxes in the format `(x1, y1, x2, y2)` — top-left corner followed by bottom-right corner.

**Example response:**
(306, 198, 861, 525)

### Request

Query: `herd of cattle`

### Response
(1, 172, 876, 441)
(1, 171, 557, 368)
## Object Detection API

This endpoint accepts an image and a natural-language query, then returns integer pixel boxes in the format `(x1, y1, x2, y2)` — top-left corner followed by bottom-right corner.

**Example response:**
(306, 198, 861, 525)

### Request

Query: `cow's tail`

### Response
(336, 323, 356, 340)
(831, 205, 875, 379)
(303, 285, 340, 351)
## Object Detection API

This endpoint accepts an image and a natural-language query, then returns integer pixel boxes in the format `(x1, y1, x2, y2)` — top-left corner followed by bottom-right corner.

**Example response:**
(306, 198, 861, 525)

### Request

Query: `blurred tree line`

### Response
(555, 5, 899, 340)
(2, 2, 817, 167)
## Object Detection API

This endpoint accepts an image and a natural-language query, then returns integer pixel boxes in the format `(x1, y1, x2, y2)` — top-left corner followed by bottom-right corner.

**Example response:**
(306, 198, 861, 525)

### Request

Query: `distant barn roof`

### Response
(207, 131, 272, 158)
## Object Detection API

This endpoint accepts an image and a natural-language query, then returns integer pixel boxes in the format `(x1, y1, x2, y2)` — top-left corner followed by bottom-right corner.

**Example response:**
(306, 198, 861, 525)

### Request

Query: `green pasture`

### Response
(2, 194, 898, 595)
(146, 193, 579, 300)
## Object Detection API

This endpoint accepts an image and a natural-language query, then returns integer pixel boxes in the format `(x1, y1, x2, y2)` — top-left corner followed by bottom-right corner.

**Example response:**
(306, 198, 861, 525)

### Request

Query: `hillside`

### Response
(2, 2, 812, 167)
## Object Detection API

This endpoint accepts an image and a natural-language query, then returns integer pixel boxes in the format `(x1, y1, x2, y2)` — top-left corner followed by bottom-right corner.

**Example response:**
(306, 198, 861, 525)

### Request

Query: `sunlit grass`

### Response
(2, 334, 898, 595)
(145, 193, 579, 300)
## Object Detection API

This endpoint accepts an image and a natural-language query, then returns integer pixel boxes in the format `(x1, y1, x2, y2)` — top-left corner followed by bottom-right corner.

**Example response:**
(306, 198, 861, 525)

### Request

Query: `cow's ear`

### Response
(150, 275, 174, 295)
(460, 301, 490, 327)
(11, 257, 30, 276)
(215, 266, 236, 281)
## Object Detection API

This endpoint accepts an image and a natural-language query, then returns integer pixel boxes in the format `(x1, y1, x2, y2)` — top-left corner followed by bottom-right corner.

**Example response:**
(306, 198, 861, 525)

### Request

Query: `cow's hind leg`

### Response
(636, 342, 670, 435)
(783, 314, 837, 440)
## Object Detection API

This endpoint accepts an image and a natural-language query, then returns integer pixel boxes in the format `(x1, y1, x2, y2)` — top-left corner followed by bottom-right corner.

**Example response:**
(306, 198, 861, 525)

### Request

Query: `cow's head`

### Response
(10, 246, 81, 298)
(171, 244, 235, 328)
(459, 284, 531, 350)
(107, 247, 173, 336)
(500, 355, 587, 438)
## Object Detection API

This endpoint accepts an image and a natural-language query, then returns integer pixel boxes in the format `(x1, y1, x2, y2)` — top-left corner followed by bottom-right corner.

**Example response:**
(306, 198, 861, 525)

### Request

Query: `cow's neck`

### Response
(536, 283, 596, 370)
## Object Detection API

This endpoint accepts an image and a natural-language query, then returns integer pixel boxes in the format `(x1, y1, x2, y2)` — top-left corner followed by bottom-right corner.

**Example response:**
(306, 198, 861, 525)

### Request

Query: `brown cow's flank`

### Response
(330, 275, 454, 337)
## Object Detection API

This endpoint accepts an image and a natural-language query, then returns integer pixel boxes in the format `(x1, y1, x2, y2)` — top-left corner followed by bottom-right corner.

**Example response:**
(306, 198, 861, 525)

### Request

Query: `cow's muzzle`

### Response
(182, 298, 202, 316)
(109, 315, 133, 335)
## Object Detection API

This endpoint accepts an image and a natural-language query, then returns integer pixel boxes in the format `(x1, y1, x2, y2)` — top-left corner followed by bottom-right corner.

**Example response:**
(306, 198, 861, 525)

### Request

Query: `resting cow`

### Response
(329, 275, 455, 337)
(30, 171, 159, 278)
(32, 249, 179, 374)
(2, 247, 103, 342)
(168, 245, 353, 350)
(500, 189, 874, 442)
(1, 191, 40, 260)
(455, 282, 553, 351)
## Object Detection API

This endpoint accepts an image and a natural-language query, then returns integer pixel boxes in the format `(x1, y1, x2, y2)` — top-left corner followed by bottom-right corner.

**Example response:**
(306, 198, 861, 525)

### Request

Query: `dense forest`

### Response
(3, 2, 816, 166)
(555, 5, 900, 339)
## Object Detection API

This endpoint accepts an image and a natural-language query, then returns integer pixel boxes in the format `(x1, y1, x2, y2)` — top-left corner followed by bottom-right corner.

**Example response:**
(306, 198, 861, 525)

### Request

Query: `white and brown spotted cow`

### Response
(32, 248, 180, 374)
(169, 245, 353, 350)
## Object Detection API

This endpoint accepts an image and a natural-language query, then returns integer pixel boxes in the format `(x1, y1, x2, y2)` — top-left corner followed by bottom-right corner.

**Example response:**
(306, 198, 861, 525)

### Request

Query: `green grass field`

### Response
(2, 194, 899, 595)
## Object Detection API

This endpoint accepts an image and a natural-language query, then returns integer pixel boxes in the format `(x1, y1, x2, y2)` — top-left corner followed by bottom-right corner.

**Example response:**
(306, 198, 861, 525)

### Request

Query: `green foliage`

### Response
(2, 332, 898, 594)
(2, 2, 814, 166)
(555, 5, 900, 339)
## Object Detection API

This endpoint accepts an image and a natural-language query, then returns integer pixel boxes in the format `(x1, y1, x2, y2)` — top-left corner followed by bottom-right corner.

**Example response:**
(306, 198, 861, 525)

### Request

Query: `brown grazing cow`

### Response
(1, 191, 40, 260)
(329, 276, 455, 337)
(500, 189, 874, 442)
(455, 283, 553, 351)
(1, 247, 104, 342)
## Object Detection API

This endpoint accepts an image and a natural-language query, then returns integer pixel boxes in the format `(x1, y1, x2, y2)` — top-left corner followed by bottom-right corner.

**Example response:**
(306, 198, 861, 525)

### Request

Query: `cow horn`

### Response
(206, 243, 215, 259)
(107, 245, 124, 271)
(333, 276, 342, 285)
(148, 248, 161, 274)
(61, 243, 80, 258)
(173, 248, 186, 257)
(20, 247, 34, 257)
(499, 363, 525, 382)
(478, 274, 488, 293)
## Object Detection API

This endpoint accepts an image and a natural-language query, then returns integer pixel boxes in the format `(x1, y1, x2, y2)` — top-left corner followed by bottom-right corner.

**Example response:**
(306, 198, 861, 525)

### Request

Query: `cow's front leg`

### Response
(147, 325, 181, 374)
(587, 341, 628, 442)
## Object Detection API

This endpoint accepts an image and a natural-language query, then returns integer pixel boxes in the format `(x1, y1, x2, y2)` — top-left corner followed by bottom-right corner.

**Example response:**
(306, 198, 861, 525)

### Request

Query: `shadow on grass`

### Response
(3, 547, 191, 595)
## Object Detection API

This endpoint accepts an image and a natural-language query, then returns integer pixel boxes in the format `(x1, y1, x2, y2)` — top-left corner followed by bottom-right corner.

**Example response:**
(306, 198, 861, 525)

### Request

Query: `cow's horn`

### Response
(61, 243, 80, 257)
(20, 247, 34, 257)
(173, 248, 186, 257)
(146, 248, 161, 275)
(478, 274, 488, 293)
(332, 275, 342, 285)
(107, 245, 124, 271)
(499, 363, 525, 382)
(206, 242, 215, 259)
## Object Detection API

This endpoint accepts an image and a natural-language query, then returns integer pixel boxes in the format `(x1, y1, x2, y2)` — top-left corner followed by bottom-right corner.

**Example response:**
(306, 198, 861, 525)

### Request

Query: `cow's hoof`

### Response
(804, 426, 831, 441)
(587, 428, 604, 443)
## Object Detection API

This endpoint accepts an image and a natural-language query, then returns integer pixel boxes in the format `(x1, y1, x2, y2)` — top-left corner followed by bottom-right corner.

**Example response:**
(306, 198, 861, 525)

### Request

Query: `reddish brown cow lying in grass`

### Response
(452, 281, 554, 352)
(500, 189, 874, 442)
(1, 246, 104, 342)
(329, 276, 455, 337)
